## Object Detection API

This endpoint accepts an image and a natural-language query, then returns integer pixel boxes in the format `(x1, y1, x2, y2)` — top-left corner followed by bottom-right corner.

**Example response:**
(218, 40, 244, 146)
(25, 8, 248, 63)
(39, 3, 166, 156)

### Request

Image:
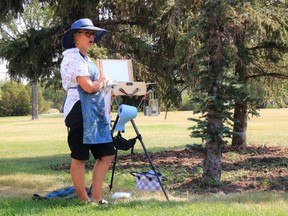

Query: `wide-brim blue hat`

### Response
(62, 18, 108, 49)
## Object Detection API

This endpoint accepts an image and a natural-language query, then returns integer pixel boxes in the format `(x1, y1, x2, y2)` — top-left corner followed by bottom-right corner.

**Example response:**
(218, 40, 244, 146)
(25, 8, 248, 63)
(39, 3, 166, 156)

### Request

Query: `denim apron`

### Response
(77, 59, 112, 144)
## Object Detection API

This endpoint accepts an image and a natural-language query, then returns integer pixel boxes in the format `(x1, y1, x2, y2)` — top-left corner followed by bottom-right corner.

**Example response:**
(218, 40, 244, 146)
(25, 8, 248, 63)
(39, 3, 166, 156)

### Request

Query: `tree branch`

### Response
(248, 42, 288, 51)
(95, 19, 146, 27)
(248, 72, 288, 79)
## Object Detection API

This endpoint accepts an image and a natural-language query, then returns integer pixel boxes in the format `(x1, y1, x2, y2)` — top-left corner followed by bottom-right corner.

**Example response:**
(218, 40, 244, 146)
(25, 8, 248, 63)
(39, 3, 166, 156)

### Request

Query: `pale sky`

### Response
(0, 61, 8, 80)
(0, 63, 7, 72)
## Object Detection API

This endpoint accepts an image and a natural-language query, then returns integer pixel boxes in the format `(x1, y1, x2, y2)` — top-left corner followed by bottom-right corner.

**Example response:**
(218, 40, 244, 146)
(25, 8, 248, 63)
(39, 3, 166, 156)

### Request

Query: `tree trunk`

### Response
(202, 110, 223, 183)
(232, 101, 248, 146)
(232, 25, 248, 147)
(201, 11, 224, 183)
(31, 81, 39, 120)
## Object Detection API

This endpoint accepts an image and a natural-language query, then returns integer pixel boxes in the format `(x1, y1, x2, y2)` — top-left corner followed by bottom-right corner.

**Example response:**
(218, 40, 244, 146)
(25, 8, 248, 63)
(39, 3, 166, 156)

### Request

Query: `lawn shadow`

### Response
(8, 144, 286, 195)
(104, 145, 288, 194)
(0, 154, 71, 175)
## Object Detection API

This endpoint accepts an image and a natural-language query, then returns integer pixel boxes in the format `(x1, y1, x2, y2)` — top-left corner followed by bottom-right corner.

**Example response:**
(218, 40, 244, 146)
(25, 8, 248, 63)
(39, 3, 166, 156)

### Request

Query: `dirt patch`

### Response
(51, 145, 288, 194)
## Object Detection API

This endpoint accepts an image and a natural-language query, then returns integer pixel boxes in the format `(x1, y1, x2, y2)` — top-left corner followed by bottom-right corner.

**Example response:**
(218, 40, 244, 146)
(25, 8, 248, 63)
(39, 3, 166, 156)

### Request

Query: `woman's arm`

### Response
(77, 74, 109, 93)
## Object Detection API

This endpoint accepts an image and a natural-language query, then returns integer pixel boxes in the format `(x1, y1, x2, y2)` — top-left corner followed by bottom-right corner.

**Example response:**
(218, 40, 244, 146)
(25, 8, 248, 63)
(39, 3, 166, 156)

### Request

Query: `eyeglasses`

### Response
(77, 31, 96, 37)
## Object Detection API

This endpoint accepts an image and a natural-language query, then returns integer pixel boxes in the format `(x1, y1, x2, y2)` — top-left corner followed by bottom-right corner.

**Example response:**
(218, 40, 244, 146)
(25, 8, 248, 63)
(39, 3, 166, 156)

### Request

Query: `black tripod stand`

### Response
(109, 111, 169, 201)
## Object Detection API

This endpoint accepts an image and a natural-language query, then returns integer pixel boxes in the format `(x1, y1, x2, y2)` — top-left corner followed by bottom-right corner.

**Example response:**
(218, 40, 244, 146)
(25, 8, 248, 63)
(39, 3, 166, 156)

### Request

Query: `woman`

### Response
(60, 18, 115, 204)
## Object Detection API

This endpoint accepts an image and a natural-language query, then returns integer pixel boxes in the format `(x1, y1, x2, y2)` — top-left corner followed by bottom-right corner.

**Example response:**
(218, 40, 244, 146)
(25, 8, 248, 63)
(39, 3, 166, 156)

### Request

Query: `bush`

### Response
(0, 82, 31, 116)
(42, 86, 66, 112)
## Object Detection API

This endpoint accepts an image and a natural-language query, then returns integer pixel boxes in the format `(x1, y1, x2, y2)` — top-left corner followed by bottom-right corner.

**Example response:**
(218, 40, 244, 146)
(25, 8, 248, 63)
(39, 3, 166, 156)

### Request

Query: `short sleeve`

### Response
(60, 49, 90, 91)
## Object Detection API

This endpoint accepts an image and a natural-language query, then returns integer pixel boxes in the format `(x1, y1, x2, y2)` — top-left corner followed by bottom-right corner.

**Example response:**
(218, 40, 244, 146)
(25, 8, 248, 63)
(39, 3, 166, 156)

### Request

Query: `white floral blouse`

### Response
(60, 48, 91, 118)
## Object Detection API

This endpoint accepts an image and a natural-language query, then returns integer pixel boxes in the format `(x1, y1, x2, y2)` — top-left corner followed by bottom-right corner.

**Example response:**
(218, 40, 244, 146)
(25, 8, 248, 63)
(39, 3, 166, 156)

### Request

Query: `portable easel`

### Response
(108, 83, 169, 201)
(97, 59, 168, 200)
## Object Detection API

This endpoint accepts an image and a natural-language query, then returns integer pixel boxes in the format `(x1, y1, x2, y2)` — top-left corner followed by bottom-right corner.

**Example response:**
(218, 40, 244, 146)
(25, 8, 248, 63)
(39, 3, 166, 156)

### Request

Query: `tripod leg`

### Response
(109, 150, 118, 191)
(130, 119, 169, 201)
(109, 114, 119, 191)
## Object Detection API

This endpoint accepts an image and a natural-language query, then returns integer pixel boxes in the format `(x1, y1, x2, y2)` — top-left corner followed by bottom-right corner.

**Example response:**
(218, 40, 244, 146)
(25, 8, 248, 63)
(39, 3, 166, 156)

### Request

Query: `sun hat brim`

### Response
(62, 19, 108, 49)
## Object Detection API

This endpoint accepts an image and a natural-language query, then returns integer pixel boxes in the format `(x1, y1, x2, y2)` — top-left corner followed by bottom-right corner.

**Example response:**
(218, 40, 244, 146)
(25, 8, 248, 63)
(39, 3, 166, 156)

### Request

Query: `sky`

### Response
(0, 61, 8, 81)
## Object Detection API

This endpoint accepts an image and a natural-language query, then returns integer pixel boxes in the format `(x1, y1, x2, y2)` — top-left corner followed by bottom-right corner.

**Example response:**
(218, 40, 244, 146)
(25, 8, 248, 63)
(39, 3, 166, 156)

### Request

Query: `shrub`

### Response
(0, 82, 31, 116)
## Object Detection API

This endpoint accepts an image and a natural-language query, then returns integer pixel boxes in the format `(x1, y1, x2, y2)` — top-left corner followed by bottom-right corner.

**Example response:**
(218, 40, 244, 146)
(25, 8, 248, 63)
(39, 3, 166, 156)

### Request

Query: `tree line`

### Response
(0, 0, 287, 184)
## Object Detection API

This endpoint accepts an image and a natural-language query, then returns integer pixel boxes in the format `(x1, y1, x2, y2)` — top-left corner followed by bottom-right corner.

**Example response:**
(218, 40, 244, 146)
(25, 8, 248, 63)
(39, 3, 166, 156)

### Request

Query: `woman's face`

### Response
(74, 30, 96, 50)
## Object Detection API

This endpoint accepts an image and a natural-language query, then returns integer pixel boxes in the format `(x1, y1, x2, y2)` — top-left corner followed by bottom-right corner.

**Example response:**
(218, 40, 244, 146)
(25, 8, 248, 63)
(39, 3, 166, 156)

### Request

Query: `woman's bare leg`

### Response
(70, 158, 89, 202)
(91, 155, 114, 202)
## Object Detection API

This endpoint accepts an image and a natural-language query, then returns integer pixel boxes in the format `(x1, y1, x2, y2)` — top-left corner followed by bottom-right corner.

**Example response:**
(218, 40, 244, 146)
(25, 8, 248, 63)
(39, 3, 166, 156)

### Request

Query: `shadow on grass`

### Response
(223, 156, 288, 171)
(0, 143, 167, 176)
(0, 154, 71, 175)
(1, 144, 287, 196)
(49, 144, 287, 194)
(95, 145, 287, 194)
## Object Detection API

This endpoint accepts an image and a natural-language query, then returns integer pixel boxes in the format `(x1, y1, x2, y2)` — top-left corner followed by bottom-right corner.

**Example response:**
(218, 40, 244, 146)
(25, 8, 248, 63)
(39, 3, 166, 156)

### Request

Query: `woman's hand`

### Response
(98, 73, 109, 87)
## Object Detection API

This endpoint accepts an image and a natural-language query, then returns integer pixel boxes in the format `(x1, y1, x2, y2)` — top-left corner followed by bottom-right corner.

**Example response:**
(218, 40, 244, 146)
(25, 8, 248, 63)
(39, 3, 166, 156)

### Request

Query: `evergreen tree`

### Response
(0, 0, 57, 120)
(230, 1, 288, 146)
(149, 0, 288, 181)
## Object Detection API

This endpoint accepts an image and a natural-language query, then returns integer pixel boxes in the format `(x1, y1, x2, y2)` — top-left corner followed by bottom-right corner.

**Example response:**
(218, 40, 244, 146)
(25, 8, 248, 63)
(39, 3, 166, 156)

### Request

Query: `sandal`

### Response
(98, 199, 109, 205)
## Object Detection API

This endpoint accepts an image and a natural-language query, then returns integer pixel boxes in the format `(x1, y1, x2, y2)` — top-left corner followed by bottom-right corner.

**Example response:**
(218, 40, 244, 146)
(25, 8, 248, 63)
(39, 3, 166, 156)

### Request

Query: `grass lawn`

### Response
(0, 109, 287, 215)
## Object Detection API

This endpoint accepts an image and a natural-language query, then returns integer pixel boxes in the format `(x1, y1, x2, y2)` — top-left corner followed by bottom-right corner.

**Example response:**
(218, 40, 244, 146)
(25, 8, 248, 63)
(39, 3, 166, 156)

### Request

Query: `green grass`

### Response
(0, 109, 288, 215)
(247, 108, 288, 145)
(1, 194, 288, 216)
